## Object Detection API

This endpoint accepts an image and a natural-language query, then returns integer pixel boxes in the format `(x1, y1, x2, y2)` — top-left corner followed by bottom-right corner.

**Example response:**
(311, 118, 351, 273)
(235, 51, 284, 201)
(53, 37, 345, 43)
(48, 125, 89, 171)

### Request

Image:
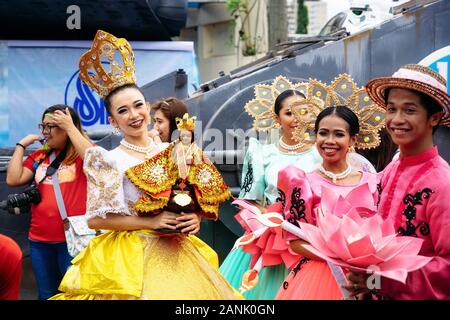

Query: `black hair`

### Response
(41, 104, 88, 165)
(273, 89, 306, 115)
(384, 88, 442, 134)
(103, 83, 143, 114)
(314, 105, 360, 136)
(42, 104, 82, 128)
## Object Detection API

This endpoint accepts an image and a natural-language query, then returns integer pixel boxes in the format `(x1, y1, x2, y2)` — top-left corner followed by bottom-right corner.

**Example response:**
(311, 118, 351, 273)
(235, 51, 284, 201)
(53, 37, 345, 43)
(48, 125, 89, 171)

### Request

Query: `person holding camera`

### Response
(6, 104, 92, 300)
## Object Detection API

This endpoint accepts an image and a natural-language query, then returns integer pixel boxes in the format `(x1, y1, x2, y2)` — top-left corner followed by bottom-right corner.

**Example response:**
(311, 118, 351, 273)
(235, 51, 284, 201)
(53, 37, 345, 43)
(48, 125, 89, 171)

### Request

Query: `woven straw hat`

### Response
(365, 64, 450, 126)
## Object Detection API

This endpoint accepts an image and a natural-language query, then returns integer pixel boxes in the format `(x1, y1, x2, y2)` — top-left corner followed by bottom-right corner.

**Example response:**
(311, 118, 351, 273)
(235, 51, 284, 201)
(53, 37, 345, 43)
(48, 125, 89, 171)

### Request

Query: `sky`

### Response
(322, 0, 409, 20)
(323, 0, 351, 19)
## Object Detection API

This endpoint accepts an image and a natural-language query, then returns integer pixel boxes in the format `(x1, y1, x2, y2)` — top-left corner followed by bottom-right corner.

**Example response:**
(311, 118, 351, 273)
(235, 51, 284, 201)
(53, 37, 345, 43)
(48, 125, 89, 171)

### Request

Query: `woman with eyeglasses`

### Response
(6, 104, 92, 300)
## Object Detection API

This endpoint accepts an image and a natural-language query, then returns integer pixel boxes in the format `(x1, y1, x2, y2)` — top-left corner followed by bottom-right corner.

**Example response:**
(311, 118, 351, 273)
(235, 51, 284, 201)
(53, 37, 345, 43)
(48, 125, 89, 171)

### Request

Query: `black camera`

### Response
(0, 183, 41, 215)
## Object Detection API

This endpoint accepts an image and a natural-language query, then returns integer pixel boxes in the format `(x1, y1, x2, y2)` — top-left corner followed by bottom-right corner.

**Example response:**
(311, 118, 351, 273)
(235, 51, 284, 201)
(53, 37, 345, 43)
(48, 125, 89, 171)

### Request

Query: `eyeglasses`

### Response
(38, 124, 59, 133)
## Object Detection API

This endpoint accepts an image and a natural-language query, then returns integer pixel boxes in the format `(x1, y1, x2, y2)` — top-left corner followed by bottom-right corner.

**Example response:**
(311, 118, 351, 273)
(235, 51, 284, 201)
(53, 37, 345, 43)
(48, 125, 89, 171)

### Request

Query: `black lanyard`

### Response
(36, 148, 67, 185)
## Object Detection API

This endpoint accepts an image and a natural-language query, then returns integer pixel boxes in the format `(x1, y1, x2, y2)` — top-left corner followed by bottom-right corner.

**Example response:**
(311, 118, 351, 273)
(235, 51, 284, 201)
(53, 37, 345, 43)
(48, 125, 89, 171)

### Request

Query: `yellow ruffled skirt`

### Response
(50, 230, 242, 300)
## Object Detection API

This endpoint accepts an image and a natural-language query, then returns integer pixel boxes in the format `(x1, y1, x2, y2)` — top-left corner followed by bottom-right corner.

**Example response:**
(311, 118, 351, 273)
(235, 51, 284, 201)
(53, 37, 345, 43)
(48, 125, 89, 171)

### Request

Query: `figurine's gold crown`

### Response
(78, 30, 136, 99)
(291, 74, 385, 149)
(176, 113, 196, 131)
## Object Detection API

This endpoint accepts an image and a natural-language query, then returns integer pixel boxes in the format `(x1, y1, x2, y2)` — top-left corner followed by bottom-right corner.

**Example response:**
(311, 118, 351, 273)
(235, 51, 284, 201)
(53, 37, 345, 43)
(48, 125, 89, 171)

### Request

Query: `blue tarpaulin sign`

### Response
(0, 40, 199, 147)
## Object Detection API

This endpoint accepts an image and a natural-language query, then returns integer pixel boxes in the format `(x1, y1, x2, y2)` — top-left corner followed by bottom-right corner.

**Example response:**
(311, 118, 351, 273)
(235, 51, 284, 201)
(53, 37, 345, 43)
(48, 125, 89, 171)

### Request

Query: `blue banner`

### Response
(2, 40, 199, 147)
(419, 45, 450, 93)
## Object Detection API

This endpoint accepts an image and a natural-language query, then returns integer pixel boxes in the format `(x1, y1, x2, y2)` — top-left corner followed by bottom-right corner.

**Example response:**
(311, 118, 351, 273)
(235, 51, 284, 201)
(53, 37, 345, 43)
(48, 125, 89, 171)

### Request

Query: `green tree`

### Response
(226, 0, 262, 56)
(267, 0, 288, 50)
(297, 0, 308, 34)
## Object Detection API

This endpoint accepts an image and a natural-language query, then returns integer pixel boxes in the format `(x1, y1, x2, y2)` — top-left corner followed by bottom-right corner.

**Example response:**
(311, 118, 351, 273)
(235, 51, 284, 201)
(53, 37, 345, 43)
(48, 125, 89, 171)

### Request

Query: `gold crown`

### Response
(176, 113, 196, 131)
(291, 74, 385, 149)
(78, 30, 136, 99)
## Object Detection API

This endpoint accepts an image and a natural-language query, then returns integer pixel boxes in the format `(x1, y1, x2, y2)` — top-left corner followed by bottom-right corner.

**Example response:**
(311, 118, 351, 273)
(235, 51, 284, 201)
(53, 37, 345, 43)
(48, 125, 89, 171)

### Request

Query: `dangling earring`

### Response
(348, 146, 355, 153)
(112, 126, 122, 136)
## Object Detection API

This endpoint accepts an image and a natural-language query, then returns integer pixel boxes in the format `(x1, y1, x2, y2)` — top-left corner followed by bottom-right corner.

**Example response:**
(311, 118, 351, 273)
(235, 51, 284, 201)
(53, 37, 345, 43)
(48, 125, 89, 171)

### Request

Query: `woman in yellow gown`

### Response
(51, 30, 240, 300)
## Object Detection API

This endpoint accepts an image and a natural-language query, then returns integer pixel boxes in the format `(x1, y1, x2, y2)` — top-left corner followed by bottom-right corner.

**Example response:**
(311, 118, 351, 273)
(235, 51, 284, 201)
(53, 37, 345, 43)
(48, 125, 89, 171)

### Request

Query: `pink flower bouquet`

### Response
(299, 183, 433, 283)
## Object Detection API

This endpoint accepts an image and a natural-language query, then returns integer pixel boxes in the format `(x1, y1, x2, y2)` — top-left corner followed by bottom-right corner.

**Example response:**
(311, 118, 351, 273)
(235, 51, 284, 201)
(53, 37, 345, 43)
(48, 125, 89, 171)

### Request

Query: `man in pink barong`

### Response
(346, 64, 450, 299)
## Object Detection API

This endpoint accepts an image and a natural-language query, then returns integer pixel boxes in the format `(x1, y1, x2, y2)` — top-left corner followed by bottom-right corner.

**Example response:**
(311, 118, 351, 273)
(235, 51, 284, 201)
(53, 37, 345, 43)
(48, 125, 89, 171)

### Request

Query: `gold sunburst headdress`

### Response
(78, 30, 136, 99)
(243, 75, 311, 131)
(176, 113, 196, 131)
(291, 74, 385, 149)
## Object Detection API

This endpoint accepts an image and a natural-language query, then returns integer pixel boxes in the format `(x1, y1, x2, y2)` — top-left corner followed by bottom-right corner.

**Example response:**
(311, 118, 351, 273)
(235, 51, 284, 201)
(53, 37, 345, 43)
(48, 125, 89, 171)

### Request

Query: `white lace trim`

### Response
(85, 207, 131, 220)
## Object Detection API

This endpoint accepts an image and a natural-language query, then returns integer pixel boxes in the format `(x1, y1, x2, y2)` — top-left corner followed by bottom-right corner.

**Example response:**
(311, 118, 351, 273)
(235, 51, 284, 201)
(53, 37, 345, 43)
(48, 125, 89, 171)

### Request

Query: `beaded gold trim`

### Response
(134, 193, 170, 215)
(125, 146, 178, 195)
(188, 162, 231, 218)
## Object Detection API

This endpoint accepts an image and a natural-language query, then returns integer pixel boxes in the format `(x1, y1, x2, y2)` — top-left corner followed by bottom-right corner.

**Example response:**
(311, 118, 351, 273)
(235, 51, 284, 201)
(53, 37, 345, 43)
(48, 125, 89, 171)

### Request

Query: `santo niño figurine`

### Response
(125, 113, 231, 230)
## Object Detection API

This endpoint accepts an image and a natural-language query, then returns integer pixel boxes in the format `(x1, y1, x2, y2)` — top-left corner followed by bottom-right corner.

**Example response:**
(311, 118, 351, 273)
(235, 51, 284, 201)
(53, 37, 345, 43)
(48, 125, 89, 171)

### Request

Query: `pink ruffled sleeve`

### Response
(277, 164, 314, 241)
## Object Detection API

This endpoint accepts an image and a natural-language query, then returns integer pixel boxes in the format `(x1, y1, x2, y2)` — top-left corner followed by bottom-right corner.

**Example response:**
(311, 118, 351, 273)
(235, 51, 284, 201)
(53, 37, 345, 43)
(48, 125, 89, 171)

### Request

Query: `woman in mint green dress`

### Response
(219, 76, 323, 299)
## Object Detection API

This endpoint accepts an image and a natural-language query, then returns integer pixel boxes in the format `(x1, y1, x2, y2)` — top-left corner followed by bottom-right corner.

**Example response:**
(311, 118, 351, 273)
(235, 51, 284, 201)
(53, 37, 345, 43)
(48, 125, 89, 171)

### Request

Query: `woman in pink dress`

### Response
(275, 104, 380, 300)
